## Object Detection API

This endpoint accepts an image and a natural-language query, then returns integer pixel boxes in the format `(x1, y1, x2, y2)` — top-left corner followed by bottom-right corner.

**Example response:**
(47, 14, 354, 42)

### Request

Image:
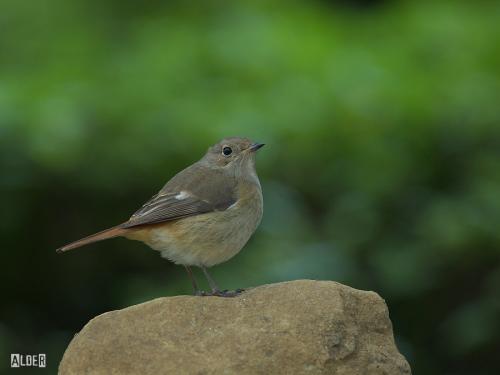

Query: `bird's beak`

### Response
(249, 143, 265, 152)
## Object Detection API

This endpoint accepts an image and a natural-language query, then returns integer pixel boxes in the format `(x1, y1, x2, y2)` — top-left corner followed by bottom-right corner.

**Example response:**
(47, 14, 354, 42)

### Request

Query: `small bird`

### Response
(57, 137, 264, 297)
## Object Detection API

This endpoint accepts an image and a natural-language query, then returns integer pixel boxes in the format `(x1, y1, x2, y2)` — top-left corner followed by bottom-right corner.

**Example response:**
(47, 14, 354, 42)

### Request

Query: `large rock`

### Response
(59, 280, 411, 374)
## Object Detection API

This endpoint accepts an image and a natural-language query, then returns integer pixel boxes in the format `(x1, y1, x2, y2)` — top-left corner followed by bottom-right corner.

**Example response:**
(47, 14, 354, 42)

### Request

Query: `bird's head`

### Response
(202, 137, 265, 172)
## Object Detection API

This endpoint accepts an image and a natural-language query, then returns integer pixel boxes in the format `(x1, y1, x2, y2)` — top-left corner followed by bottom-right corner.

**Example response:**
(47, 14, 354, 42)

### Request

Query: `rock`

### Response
(59, 280, 411, 375)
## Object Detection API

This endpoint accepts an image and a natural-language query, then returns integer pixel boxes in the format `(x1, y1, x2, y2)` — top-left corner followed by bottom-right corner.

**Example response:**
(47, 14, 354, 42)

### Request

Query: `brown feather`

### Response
(56, 225, 129, 253)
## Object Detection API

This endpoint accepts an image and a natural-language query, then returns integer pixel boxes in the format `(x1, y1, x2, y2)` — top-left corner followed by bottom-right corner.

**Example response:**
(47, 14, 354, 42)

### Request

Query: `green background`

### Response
(1, 0, 499, 373)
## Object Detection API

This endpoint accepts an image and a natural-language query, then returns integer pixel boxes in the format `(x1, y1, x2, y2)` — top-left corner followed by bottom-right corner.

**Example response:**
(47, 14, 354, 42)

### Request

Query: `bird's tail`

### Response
(56, 225, 128, 253)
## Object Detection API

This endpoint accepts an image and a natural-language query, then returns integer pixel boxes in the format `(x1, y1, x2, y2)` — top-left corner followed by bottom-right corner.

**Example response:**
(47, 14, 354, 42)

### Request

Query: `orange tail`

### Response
(56, 225, 128, 253)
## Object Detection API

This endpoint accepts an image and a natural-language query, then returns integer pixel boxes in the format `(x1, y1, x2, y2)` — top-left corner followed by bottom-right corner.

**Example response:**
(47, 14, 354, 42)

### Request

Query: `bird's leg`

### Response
(184, 266, 203, 296)
(200, 266, 244, 297)
(201, 265, 220, 294)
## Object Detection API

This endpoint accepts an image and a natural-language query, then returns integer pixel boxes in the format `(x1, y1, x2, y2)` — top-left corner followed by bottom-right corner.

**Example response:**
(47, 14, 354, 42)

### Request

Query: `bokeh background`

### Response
(1, 0, 500, 373)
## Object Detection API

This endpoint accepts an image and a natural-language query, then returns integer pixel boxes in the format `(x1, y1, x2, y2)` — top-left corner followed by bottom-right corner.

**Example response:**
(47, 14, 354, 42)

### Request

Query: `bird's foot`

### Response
(214, 288, 245, 297)
(196, 288, 245, 297)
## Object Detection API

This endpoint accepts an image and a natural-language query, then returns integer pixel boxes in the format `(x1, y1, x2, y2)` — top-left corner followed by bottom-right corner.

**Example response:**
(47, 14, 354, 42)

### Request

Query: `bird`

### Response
(57, 137, 264, 297)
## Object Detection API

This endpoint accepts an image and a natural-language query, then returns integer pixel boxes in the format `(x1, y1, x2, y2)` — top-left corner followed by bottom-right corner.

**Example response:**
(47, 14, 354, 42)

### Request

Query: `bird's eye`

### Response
(222, 146, 232, 156)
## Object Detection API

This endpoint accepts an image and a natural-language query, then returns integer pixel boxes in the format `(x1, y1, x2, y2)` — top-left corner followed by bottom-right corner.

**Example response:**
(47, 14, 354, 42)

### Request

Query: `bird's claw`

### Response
(194, 288, 245, 297)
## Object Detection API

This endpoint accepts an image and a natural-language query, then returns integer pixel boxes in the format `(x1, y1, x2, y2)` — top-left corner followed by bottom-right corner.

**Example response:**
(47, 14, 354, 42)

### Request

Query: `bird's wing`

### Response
(122, 193, 215, 227)
(121, 164, 237, 228)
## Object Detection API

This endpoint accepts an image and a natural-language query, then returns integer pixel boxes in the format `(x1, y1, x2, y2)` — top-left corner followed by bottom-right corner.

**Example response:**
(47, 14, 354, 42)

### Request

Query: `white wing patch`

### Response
(227, 200, 239, 210)
(175, 191, 191, 200)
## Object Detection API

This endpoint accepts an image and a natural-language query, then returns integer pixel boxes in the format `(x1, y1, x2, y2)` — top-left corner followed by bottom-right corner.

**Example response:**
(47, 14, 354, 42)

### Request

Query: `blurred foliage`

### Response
(1, 0, 500, 374)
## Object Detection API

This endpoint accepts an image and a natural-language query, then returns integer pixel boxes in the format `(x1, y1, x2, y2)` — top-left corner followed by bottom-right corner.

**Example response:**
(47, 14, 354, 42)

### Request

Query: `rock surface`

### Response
(59, 280, 411, 375)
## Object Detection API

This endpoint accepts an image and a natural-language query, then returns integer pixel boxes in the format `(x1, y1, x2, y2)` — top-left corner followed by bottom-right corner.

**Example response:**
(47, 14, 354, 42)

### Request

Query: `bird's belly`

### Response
(125, 199, 262, 267)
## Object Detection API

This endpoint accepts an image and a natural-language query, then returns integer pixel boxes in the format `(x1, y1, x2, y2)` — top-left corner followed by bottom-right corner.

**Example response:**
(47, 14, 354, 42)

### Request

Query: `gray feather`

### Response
(122, 163, 237, 228)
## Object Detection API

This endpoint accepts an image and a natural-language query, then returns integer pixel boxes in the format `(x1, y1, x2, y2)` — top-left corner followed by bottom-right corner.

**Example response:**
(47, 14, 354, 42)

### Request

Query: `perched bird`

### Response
(57, 137, 264, 297)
